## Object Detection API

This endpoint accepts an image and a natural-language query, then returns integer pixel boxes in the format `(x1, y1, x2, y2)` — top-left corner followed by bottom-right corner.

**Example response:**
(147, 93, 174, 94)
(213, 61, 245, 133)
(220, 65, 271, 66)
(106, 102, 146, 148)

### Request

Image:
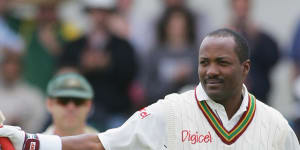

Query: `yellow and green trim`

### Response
(195, 91, 256, 145)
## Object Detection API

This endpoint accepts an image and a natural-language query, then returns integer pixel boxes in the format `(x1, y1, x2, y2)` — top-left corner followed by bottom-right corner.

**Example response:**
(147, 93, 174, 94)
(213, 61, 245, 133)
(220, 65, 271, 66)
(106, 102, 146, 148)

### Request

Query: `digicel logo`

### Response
(181, 130, 212, 144)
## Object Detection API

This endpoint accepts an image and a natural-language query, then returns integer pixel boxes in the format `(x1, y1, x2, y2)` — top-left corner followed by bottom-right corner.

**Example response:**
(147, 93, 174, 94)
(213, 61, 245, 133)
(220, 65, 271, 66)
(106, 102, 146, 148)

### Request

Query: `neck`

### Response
(218, 90, 243, 120)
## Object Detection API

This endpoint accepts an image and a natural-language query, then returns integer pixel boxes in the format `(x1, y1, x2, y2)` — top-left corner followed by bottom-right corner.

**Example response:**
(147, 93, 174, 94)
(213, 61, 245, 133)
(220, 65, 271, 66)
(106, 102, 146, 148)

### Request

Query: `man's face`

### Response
(198, 36, 250, 102)
(47, 98, 91, 130)
(166, 12, 187, 41)
(88, 9, 108, 28)
(0, 52, 21, 85)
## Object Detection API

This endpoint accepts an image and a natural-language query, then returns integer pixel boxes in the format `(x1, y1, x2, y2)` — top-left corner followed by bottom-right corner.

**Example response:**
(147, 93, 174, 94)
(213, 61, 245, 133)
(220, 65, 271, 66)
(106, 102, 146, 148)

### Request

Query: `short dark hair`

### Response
(207, 28, 250, 63)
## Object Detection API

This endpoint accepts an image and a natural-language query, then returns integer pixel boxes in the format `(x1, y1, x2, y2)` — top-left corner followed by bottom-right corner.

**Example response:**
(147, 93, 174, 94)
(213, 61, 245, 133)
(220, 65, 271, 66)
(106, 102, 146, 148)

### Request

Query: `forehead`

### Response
(199, 36, 238, 59)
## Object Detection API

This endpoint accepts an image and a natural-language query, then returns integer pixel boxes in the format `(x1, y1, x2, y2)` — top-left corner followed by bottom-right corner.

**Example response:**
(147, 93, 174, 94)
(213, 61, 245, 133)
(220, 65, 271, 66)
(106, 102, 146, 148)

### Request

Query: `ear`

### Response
(242, 59, 251, 76)
(86, 101, 92, 112)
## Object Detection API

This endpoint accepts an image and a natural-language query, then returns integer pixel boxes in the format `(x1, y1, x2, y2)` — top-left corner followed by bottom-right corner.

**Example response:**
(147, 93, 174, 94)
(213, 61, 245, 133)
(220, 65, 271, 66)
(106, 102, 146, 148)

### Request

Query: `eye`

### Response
(199, 60, 208, 66)
(219, 61, 230, 66)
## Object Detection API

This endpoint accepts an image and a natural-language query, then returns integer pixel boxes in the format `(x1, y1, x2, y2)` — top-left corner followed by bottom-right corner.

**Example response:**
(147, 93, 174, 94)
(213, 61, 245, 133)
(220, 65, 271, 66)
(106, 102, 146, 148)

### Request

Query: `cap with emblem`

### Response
(47, 73, 94, 100)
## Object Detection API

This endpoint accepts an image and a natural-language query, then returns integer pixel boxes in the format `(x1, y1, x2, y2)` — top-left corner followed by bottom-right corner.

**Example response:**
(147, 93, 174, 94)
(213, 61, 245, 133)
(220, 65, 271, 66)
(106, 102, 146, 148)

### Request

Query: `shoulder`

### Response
(132, 99, 167, 123)
(257, 30, 278, 44)
(18, 82, 44, 101)
(255, 100, 299, 146)
(255, 100, 289, 127)
(163, 90, 195, 106)
(164, 90, 194, 99)
(139, 90, 195, 122)
(256, 100, 283, 117)
(143, 90, 195, 118)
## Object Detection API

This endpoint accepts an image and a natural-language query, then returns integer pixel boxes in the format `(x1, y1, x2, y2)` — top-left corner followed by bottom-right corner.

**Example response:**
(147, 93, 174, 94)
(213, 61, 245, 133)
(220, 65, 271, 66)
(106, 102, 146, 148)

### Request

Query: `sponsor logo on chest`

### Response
(181, 130, 212, 144)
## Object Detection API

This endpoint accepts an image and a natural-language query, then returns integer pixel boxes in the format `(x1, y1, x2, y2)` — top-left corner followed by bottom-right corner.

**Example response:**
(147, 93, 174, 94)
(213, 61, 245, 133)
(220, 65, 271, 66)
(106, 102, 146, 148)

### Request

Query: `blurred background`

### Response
(0, 0, 300, 139)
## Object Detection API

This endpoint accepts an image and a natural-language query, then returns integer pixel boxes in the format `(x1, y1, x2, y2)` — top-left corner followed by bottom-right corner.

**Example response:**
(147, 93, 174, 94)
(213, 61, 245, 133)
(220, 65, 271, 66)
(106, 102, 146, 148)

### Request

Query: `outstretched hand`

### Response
(0, 125, 25, 150)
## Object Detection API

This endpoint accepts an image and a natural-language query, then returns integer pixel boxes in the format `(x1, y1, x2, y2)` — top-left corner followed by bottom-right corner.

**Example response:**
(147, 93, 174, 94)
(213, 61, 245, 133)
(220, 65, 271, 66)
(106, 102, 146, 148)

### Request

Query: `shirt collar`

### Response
(195, 83, 249, 112)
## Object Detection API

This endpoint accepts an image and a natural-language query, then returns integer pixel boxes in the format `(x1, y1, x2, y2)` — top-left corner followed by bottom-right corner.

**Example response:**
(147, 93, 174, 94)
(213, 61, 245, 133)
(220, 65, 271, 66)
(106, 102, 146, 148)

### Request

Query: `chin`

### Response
(206, 91, 224, 102)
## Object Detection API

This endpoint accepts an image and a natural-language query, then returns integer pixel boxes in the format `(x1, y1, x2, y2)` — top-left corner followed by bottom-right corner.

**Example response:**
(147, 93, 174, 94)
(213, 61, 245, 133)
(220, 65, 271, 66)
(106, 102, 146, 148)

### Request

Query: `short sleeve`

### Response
(98, 100, 167, 150)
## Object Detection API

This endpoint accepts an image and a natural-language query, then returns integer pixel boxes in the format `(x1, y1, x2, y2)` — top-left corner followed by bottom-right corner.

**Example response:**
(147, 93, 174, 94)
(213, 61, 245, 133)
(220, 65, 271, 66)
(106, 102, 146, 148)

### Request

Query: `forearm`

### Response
(62, 134, 104, 150)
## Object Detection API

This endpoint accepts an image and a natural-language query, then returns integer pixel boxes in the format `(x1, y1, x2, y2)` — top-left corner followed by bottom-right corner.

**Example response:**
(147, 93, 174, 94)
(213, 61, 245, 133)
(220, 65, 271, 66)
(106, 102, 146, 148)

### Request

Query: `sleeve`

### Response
(38, 134, 62, 150)
(98, 100, 167, 150)
(283, 126, 300, 150)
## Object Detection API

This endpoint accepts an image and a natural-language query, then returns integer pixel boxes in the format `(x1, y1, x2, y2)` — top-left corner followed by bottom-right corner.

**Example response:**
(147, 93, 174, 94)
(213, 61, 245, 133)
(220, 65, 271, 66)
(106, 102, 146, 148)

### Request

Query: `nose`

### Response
(206, 64, 220, 77)
(65, 102, 77, 110)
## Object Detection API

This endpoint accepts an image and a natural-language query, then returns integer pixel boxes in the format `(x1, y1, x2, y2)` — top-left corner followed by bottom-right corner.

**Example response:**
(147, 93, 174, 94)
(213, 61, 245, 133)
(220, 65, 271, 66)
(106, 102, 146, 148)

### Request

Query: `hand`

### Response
(39, 26, 62, 56)
(80, 49, 111, 72)
(0, 125, 25, 150)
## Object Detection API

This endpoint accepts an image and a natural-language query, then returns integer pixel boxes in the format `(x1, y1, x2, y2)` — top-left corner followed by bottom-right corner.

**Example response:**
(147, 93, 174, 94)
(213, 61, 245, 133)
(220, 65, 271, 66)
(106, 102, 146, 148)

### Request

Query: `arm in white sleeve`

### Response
(39, 134, 105, 150)
(38, 134, 62, 150)
(99, 100, 167, 150)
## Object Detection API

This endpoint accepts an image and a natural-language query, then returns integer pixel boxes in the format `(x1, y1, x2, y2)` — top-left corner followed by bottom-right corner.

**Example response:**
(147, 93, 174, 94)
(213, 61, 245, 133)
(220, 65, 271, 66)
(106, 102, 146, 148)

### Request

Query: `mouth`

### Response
(204, 79, 224, 87)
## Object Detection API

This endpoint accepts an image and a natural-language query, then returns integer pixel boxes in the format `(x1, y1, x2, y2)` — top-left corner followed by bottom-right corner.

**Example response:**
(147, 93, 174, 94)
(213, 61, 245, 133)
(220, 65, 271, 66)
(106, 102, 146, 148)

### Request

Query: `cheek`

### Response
(77, 107, 90, 117)
(224, 68, 243, 84)
(198, 66, 204, 79)
(50, 106, 65, 119)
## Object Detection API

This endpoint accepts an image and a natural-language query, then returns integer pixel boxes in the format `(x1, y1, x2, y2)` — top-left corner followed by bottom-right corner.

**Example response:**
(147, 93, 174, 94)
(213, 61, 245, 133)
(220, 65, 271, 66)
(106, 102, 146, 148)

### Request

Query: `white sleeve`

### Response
(284, 126, 300, 150)
(98, 100, 167, 150)
(37, 134, 62, 150)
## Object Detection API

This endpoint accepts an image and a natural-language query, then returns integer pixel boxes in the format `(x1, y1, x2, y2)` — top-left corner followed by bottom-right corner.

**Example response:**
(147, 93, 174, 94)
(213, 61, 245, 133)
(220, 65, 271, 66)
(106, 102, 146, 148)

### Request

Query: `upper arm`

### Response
(98, 100, 167, 150)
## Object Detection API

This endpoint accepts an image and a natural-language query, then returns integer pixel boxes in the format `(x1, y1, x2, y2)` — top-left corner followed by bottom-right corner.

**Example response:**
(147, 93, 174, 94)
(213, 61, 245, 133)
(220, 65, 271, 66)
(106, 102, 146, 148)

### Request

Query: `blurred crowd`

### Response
(0, 0, 300, 141)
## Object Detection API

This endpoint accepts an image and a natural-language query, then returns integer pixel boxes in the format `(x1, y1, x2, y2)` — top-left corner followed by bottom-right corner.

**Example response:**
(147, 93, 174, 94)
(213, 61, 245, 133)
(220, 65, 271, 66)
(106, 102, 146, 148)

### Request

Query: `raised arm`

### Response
(62, 134, 104, 150)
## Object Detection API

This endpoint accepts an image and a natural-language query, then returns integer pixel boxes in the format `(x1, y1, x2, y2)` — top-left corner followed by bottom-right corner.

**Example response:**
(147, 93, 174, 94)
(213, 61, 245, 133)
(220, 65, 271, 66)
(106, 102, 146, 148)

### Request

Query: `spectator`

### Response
(44, 72, 98, 136)
(129, 0, 209, 58)
(226, 0, 280, 104)
(59, 0, 138, 130)
(0, 50, 47, 133)
(145, 7, 199, 104)
(0, 0, 24, 55)
(22, 0, 72, 93)
(106, 0, 133, 39)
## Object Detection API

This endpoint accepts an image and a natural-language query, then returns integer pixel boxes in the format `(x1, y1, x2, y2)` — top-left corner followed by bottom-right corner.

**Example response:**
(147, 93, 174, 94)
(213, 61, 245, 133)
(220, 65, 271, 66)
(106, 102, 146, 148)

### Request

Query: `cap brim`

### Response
(51, 90, 93, 100)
